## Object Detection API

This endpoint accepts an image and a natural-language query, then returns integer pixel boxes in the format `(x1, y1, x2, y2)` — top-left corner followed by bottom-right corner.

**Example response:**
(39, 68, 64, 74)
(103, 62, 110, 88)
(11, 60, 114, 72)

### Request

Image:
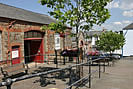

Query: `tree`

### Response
(39, 0, 112, 79)
(96, 31, 125, 54)
(39, 0, 111, 46)
(41, 21, 67, 33)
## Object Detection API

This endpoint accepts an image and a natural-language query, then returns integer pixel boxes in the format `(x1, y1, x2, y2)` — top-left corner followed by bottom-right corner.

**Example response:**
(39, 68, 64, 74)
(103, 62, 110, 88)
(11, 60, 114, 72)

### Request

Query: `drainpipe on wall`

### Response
(7, 20, 16, 64)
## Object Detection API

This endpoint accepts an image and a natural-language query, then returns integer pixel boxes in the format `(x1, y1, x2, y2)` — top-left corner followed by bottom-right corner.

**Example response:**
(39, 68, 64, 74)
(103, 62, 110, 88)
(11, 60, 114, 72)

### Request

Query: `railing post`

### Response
(88, 57, 91, 88)
(5, 78, 12, 89)
(99, 60, 101, 78)
(7, 85, 11, 89)
(63, 56, 66, 65)
(69, 66, 72, 89)
(54, 49, 58, 68)
(103, 58, 106, 72)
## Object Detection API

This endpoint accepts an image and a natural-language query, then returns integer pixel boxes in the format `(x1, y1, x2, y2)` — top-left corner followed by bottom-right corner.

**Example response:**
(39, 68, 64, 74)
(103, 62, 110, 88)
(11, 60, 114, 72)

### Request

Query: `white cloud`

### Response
(122, 20, 132, 24)
(113, 22, 122, 25)
(113, 1, 119, 8)
(93, 24, 123, 31)
(96, 21, 132, 31)
(106, 0, 133, 10)
(123, 10, 133, 17)
(106, 1, 119, 9)
(120, 0, 133, 10)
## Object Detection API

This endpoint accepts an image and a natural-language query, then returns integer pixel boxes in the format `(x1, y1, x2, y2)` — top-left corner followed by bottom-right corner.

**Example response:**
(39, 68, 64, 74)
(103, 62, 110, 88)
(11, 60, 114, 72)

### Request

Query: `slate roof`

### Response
(0, 3, 56, 24)
(123, 23, 133, 30)
(71, 30, 103, 42)
(86, 30, 103, 36)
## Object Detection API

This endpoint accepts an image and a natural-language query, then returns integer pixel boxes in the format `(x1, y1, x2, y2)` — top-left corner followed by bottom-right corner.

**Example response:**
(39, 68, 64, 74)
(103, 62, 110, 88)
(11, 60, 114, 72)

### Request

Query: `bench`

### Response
(0, 63, 28, 79)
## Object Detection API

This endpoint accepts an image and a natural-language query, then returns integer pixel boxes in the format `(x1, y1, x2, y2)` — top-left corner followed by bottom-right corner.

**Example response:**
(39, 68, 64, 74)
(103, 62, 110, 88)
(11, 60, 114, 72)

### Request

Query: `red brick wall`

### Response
(0, 17, 45, 65)
(0, 17, 72, 65)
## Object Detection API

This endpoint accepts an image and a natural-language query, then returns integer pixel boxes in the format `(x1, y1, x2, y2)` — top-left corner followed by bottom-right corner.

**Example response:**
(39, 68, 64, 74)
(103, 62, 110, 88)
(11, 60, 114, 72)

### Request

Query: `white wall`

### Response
(123, 30, 133, 56)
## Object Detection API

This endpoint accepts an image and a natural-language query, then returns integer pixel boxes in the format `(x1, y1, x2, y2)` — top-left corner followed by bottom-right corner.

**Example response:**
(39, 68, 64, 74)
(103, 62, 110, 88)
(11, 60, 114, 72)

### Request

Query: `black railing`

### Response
(0, 57, 108, 89)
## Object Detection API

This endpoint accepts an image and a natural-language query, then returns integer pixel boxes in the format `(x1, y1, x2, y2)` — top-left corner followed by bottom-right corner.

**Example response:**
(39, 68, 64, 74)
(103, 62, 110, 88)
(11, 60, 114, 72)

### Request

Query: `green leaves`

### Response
(40, 0, 112, 32)
(96, 31, 125, 53)
(41, 22, 67, 33)
(70, 33, 76, 37)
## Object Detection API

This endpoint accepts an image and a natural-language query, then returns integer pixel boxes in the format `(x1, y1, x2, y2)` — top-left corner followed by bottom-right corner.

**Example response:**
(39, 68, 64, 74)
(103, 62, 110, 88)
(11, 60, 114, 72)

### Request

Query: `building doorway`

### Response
(24, 31, 44, 64)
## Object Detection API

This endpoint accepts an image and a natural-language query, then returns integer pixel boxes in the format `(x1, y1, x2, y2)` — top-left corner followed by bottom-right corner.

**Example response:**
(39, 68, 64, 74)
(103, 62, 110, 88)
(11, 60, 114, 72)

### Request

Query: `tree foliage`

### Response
(39, 0, 112, 77)
(41, 22, 67, 33)
(39, 0, 111, 31)
(96, 31, 125, 53)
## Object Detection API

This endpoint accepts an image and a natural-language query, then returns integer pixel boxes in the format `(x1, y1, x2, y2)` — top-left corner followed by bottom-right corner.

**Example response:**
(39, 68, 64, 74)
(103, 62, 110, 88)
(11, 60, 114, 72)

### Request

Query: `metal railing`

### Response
(0, 56, 108, 89)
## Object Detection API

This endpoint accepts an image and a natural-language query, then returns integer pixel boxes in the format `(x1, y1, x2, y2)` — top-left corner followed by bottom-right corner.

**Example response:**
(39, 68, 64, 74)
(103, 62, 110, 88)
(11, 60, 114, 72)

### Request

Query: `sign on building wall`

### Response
(12, 50, 19, 59)
(55, 34, 60, 50)
(92, 37, 95, 45)
(0, 32, 2, 61)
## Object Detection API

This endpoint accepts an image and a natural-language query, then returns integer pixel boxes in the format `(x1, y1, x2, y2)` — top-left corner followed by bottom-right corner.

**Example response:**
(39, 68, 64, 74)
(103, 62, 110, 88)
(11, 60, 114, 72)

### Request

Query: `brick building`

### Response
(0, 3, 72, 66)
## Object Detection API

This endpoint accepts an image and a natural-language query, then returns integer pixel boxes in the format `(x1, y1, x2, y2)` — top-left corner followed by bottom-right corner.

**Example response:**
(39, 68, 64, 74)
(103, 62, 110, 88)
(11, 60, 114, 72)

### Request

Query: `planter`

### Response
(60, 49, 79, 57)
(60, 33, 65, 38)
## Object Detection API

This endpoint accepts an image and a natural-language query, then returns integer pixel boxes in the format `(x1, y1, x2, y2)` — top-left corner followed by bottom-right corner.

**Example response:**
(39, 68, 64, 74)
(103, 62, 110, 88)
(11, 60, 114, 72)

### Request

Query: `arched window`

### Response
(24, 31, 44, 38)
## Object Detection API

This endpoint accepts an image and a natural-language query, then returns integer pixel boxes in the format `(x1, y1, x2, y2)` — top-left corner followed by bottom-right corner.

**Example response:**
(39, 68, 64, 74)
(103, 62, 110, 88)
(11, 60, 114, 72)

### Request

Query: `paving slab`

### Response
(82, 59, 133, 89)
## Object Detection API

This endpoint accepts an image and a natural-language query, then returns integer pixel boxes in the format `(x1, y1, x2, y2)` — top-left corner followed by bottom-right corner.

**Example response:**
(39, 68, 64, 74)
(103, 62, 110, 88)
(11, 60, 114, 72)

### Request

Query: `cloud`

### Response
(120, 0, 133, 10)
(113, 22, 122, 25)
(123, 10, 133, 17)
(122, 20, 132, 24)
(93, 24, 123, 31)
(94, 21, 132, 31)
(106, 1, 119, 9)
(103, 24, 124, 31)
(106, 0, 133, 10)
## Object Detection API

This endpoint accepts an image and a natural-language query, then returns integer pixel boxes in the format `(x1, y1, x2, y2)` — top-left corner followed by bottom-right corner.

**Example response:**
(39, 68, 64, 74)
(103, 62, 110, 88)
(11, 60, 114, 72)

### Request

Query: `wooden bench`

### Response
(0, 63, 28, 79)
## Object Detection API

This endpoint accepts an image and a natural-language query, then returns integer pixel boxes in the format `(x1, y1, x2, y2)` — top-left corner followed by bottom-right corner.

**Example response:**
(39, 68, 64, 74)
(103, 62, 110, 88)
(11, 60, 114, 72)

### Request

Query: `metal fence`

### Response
(0, 55, 108, 89)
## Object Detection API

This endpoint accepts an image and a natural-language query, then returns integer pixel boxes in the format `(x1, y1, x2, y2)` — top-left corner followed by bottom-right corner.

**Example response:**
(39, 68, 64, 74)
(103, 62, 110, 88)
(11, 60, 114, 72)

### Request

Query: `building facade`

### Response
(123, 23, 133, 56)
(0, 3, 72, 66)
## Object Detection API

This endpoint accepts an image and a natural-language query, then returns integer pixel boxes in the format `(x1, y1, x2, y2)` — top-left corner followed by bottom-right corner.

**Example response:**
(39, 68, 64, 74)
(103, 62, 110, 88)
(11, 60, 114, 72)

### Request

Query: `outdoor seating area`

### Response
(0, 53, 111, 88)
(0, 63, 28, 80)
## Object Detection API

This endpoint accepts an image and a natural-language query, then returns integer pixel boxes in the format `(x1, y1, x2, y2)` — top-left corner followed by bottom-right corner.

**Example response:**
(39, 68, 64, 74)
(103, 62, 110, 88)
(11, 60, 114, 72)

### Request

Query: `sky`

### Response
(0, 0, 133, 31)
(94, 0, 133, 31)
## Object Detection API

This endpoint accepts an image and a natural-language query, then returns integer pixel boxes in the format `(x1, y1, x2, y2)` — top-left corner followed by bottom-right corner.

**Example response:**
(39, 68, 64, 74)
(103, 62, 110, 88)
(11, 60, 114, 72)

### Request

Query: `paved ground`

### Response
(0, 58, 133, 89)
(82, 58, 133, 89)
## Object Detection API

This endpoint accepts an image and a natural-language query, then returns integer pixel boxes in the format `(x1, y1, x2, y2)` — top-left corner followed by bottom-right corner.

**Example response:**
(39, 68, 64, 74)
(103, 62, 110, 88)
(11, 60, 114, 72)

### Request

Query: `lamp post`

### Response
(60, 33, 66, 65)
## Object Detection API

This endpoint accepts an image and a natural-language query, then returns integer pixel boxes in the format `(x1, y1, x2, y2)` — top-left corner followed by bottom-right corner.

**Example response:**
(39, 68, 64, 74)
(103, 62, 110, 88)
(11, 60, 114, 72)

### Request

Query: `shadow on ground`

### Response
(32, 66, 80, 87)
